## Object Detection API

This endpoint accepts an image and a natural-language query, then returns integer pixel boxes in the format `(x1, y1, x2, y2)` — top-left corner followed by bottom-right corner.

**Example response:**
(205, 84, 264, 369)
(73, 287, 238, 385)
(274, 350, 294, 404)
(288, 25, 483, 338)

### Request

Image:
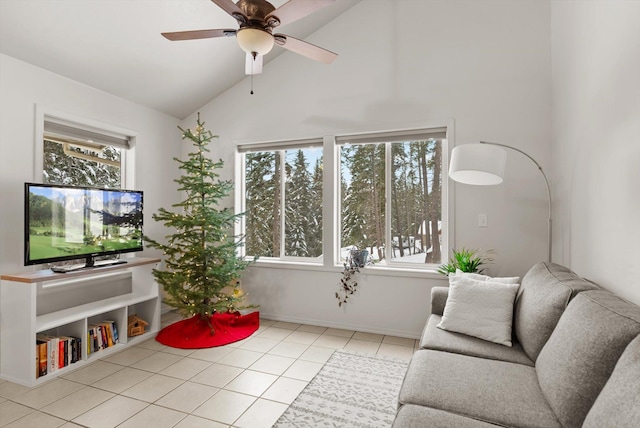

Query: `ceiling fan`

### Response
(162, 0, 338, 76)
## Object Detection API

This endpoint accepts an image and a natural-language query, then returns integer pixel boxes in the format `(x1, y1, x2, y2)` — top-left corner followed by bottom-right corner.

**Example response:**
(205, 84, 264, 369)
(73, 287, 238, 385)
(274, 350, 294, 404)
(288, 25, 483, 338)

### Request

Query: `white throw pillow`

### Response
(438, 276, 520, 346)
(452, 269, 520, 284)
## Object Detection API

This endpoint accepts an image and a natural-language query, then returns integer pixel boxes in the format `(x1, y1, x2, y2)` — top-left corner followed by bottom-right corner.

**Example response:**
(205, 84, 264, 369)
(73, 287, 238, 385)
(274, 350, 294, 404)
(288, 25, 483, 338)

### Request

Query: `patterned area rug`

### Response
(274, 350, 410, 428)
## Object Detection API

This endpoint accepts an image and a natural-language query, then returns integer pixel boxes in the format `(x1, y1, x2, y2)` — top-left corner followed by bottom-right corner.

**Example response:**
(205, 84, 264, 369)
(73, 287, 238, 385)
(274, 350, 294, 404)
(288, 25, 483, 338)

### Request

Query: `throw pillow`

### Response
(438, 276, 520, 346)
(453, 269, 520, 284)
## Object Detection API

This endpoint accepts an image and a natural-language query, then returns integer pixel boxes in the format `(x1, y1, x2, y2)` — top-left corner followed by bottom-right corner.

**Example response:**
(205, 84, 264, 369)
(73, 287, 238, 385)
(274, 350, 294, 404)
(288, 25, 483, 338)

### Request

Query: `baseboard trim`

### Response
(257, 311, 421, 340)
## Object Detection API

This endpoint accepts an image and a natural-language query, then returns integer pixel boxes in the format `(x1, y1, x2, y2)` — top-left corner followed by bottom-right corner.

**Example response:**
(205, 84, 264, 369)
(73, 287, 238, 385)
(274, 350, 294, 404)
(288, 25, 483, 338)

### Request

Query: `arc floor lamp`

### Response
(449, 141, 552, 262)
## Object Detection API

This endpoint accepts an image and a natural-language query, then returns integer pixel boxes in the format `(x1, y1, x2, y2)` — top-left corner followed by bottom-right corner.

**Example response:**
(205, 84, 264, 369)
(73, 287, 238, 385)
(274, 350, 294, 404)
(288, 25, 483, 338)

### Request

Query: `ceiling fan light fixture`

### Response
(236, 28, 274, 56)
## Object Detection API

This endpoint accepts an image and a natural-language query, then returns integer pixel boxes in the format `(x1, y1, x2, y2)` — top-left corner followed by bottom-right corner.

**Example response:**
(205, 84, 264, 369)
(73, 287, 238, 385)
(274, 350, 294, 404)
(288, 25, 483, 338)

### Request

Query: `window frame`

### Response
(235, 121, 454, 273)
(34, 106, 137, 189)
(336, 128, 450, 270)
(236, 138, 325, 263)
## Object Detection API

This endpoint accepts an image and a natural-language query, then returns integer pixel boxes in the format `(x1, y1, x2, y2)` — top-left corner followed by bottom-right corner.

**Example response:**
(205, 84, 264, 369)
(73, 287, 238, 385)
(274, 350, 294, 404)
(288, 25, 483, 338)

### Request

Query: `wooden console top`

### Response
(1, 257, 161, 284)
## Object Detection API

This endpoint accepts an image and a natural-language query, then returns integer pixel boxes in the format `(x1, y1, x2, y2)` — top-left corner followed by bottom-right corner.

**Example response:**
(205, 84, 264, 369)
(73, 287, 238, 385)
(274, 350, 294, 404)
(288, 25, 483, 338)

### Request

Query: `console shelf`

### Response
(1, 257, 161, 386)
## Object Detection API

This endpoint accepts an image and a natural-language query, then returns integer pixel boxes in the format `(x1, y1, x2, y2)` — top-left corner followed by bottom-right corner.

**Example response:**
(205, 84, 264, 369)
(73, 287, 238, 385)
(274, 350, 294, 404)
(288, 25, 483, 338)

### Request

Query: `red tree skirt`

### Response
(156, 311, 260, 349)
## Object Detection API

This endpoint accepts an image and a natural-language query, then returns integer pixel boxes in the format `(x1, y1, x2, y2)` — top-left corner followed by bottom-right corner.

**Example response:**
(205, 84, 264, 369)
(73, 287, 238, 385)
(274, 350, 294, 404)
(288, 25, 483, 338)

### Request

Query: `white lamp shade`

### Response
(449, 144, 507, 185)
(237, 28, 274, 56)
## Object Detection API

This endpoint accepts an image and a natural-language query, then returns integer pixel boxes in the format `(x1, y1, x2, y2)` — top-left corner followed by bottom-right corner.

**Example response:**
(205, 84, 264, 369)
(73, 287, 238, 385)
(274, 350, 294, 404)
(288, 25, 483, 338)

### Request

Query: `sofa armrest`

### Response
(431, 286, 449, 316)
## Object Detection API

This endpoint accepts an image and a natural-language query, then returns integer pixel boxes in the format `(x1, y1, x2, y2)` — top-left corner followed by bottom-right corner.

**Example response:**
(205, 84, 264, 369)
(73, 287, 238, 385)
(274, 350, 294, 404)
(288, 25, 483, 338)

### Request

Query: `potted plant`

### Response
(438, 248, 492, 276)
(336, 246, 370, 306)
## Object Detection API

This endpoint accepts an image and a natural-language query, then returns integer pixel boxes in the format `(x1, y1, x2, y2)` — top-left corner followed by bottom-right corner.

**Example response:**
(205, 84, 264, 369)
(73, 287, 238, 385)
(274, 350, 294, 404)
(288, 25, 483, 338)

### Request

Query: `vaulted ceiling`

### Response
(0, 0, 359, 119)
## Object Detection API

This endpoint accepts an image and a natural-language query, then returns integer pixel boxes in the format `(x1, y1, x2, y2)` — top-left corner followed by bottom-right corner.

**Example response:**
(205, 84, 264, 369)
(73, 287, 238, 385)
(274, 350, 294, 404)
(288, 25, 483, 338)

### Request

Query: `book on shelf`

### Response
(36, 340, 47, 378)
(88, 325, 96, 354)
(49, 337, 58, 373)
(71, 336, 80, 363)
(58, 337, 66, 369)
(90, 325, 104, 351)
(89, 325, 97, 351)
(110, 321, 119, 343)
(99, 325, 107, 349)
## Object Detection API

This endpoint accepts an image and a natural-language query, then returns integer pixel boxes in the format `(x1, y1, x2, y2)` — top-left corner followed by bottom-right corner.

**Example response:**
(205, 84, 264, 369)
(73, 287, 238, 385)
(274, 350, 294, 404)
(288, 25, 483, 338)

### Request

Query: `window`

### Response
(240, 141, 323, 260)
(337, 128, 447, 267)
(237, 126, 449, 269)
(42, 120, 131, 189)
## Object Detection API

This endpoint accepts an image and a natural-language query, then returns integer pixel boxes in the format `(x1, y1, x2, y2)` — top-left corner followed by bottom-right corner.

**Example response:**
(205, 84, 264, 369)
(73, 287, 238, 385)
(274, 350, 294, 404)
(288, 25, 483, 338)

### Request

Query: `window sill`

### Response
(249, 258, 327, 272)
(248, 259, 447, 280)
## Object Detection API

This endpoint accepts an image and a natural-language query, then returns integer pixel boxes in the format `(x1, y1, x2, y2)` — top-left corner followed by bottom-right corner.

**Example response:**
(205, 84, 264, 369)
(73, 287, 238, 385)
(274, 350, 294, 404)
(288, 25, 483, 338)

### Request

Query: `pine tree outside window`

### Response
(338, 129, 447, 267)
(239, 140, 323, 260)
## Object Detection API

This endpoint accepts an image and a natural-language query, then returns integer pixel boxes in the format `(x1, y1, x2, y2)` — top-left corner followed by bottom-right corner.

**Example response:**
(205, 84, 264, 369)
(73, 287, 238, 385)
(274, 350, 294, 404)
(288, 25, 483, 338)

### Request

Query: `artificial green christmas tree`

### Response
(145, 114, 253, 337)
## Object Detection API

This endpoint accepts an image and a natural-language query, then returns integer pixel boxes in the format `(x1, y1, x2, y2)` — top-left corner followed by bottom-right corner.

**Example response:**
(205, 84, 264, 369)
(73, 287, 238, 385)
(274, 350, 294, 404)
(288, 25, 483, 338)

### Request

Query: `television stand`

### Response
(1, 257, 160, 386)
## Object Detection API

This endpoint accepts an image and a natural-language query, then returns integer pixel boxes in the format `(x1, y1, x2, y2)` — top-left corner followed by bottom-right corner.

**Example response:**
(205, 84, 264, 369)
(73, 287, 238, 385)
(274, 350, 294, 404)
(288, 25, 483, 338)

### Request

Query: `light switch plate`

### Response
(478, 213, 488, 227)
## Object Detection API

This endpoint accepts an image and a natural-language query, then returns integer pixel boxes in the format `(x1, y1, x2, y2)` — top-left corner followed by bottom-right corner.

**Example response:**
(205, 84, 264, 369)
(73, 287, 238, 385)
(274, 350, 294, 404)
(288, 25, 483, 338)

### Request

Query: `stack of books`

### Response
(87, 320, 119, 355)
(35, 335, 82, 378)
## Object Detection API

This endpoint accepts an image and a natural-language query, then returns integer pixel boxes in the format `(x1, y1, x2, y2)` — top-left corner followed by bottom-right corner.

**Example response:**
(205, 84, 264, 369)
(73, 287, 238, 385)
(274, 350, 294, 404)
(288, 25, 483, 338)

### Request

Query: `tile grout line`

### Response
(0, 314, 417, 428)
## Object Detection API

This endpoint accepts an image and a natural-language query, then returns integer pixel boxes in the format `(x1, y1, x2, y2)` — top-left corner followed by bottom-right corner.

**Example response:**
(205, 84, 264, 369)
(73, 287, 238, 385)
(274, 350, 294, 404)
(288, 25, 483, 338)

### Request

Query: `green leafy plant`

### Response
(438, 248, 491, 276)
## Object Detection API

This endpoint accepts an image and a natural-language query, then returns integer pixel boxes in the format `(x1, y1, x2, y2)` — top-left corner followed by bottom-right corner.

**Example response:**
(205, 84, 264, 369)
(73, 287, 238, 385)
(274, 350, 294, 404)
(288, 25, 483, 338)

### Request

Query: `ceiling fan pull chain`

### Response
(250, 51, 256, 94)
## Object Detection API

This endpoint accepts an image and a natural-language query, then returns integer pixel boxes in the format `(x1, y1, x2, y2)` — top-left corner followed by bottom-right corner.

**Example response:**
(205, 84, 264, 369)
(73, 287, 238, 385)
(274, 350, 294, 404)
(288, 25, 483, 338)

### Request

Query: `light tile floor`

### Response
(0, 312, 419, 428)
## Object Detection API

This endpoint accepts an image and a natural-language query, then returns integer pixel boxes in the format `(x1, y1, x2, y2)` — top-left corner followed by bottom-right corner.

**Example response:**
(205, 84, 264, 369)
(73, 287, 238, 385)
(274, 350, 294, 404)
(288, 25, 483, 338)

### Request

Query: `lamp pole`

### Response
(479, 141, 552, 262)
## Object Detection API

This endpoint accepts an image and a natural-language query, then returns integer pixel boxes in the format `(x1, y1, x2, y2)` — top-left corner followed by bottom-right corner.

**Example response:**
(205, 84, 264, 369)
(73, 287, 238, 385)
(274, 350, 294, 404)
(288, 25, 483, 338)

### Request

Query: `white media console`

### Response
(0, 257, 161, 386)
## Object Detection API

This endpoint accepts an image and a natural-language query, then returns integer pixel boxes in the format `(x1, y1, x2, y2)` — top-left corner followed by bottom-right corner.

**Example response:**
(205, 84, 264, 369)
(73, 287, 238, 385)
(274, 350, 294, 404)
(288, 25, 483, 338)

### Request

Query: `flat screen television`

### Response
(25, 182, 143, 269)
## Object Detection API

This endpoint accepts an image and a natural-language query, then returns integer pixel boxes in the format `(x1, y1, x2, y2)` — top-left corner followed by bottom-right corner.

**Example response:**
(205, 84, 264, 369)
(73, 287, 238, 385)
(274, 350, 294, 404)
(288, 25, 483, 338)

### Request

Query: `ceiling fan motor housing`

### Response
(236, 0, 280, 29)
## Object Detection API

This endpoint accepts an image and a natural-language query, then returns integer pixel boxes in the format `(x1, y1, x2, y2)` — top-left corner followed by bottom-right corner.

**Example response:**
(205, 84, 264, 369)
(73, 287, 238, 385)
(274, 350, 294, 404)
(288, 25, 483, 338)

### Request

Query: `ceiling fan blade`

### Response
(211, 0, 247, 22)
(162, 29, 236, 41)
(245, 53, 263, 75)
(274, 34, 337, 64)
(266, 0, 334, 27)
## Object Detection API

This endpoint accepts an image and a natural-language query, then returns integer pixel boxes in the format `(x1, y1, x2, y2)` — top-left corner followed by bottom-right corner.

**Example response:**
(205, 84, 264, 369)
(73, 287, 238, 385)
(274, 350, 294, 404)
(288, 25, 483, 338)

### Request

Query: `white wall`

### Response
(0, 54, 181, 276)
(185, 0, 552, 337)
(551, 1, 640, 305)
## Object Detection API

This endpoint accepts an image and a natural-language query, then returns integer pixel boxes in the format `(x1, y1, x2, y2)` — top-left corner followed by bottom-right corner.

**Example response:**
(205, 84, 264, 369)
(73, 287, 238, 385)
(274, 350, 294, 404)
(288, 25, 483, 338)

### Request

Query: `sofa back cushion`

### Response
(582, 334, 640, 427)
(535, 291, 640, 428)
(513, 262, 598, 361)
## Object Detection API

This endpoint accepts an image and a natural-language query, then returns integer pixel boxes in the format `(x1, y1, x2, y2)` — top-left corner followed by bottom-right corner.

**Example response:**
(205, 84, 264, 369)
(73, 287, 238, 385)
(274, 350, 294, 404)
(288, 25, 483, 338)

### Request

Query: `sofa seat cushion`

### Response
(514, 262, 599, 362)
(582, 334, 640, 427)
(398, 350, 561, 428)
(536, 290, 640, 428)
(420, 315, 534, 366)
(393, 404, 502, 428)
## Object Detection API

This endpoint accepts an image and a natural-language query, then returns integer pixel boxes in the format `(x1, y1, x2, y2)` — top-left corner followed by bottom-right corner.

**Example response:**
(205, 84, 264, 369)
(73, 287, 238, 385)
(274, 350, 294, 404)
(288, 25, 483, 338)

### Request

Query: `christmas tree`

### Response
(145, 114, 251, 334)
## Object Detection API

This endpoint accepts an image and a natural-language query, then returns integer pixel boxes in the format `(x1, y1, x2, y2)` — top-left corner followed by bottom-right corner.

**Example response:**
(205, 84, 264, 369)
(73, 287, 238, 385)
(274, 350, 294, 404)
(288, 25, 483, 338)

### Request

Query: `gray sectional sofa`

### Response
(393, 262, 640, 428)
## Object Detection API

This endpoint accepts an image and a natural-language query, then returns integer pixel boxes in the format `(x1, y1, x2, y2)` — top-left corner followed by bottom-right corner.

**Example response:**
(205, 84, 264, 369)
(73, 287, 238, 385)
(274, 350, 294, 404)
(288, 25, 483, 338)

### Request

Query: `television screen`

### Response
(25, 183, 143, 266)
